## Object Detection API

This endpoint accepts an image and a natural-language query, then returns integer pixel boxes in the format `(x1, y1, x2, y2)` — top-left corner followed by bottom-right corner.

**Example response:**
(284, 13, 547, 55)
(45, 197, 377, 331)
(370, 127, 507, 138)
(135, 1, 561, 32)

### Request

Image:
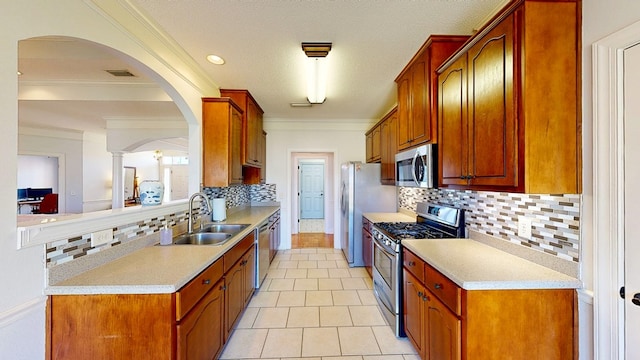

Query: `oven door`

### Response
(372, 237, 399, 330)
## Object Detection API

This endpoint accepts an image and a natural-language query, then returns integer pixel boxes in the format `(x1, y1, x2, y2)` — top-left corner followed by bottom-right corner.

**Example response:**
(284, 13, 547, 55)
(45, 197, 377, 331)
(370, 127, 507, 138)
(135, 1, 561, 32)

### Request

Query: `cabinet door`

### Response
(224, 259, 244, 338)
(438, 55, 468, 186)
(467, 14, 517, 187)
(177, 279, 225, 360)
(380, 110, 398, 185)
(230, 107, 244, 184)
(243, 245, 256, 305)
(366, 131, 374, 162)
(371, 125, 382, 162)
(246, 100, 260, 166)
(403, 270, 427, 359)
(397, 74, 412, 150)
(410, 55, 430, 145)
(362, 227, 372, 276)
(426, 290, 461, 360)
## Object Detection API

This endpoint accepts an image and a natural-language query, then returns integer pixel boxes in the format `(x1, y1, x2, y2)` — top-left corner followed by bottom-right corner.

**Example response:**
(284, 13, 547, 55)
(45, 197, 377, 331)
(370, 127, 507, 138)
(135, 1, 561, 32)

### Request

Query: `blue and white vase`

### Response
(139, 180, 164, 206)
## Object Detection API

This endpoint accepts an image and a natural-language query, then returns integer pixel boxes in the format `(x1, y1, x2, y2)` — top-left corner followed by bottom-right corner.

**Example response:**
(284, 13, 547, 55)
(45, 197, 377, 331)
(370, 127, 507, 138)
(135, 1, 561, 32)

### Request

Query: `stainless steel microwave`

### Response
(395, 144, 436, 188)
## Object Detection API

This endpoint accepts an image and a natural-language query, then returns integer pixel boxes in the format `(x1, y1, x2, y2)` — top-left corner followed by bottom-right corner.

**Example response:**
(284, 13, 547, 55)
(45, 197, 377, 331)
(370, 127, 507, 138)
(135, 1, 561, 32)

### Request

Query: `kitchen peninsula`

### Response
(46, 205, 279, 360)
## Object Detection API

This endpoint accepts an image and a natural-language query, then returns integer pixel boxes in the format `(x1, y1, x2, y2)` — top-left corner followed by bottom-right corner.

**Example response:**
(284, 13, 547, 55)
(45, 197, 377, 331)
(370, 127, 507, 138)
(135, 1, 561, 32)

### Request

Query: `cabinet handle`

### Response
(423, 294, 429, 301)
(418, 291, 423, 298)
(434, 283, 443, 290)
(408, 261, 416, 267)
(202, 279, 211, 285)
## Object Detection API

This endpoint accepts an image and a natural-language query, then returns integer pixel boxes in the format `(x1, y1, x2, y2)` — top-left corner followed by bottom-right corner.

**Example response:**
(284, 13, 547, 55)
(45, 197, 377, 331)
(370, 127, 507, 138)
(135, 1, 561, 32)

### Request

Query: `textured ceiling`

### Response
(18, 0, 508, 139)
(132, 0, 507, 120)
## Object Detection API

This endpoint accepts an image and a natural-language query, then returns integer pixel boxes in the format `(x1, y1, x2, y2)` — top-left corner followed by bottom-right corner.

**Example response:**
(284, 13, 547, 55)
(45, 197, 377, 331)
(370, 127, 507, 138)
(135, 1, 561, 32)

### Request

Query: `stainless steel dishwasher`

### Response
(255, 220, 270, 288)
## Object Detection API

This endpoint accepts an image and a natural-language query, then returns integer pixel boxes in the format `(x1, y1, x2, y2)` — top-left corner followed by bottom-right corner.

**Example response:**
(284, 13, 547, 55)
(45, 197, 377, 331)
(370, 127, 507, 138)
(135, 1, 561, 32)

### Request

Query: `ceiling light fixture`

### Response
(302, 42, 332, 104)
(206, 54, 225, 65)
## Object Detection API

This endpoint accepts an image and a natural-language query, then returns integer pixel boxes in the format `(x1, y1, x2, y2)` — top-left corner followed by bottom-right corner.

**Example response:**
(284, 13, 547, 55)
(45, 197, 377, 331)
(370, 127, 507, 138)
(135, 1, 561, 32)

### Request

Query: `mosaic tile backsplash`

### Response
(46, 183, 277, 268)
(399, 187, 581, 262)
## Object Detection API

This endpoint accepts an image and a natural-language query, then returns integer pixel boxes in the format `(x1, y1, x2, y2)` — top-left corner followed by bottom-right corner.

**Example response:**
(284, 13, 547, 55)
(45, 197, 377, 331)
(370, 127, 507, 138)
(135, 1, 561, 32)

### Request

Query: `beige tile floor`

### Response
(220, 248, 419, 360)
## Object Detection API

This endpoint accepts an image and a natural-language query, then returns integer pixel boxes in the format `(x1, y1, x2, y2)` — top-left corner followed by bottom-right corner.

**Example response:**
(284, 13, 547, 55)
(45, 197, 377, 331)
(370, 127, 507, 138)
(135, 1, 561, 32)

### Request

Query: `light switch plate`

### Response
(517, 216, 532, 240)
(91, 228, 113, 247)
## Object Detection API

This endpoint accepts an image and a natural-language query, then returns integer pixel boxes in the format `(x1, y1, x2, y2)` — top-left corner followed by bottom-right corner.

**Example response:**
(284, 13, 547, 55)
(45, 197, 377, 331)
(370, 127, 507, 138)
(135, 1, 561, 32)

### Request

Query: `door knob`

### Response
(633, 293, 640, 306)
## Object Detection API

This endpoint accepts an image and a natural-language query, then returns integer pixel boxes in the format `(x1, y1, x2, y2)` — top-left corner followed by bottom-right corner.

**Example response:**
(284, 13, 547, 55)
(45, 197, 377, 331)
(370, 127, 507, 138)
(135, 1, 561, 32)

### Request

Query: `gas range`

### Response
(371, 202, 465, 337)
(372, 202, 465, 249)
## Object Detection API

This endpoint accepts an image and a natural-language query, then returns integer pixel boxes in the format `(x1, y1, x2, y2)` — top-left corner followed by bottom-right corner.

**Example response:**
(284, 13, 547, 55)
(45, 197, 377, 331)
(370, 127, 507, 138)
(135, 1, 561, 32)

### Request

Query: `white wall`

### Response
(0, 1, 213, 359)
(581, 1, 640, 359)
(264, 119, 373, 250)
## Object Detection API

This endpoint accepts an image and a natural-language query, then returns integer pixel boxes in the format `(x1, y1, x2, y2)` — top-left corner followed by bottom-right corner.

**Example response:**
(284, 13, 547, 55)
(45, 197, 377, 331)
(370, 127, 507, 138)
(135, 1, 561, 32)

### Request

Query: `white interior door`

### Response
(299, 162, 324, 219)
(624, 42, 640, 359)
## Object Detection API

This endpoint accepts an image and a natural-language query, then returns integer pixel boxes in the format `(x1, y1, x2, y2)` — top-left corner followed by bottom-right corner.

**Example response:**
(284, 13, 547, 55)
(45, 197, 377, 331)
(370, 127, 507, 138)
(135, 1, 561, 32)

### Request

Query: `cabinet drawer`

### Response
(424, 263, 461, 315)
(224, 232, 255, 273)
(176, 259, 224, 321)
(403, 249, 425, 283)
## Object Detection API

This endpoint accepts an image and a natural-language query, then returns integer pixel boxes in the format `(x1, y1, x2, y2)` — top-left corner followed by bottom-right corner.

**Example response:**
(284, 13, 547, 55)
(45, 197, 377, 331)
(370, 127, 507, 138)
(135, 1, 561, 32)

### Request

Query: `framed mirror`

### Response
(124, 166, 137, 206)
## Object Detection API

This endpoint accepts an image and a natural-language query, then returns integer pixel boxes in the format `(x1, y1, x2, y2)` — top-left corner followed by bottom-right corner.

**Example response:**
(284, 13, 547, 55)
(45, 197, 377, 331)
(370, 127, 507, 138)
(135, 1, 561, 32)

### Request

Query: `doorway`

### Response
(17, 153, 65, 214)
(299, 160, 325, 232)
(592, 20, 640, 360)
(291, 152, 335, 248)
(623, 41, 640, 360)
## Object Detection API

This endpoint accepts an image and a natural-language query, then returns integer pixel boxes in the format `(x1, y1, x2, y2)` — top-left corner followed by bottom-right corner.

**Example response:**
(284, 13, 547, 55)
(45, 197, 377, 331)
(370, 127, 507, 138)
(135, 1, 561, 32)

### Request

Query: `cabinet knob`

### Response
(202, 279, 211, 285)
(633, 293, 640, 307)
(408, 261, 416, 267)
(434, 283, 443, 290)
(423, 294, 429, 301)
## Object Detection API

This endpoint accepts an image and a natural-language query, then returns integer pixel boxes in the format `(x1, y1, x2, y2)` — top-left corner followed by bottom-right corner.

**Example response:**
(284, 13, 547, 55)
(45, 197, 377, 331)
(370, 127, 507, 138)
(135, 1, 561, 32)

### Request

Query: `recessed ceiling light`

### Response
(206, 54, 225, 65)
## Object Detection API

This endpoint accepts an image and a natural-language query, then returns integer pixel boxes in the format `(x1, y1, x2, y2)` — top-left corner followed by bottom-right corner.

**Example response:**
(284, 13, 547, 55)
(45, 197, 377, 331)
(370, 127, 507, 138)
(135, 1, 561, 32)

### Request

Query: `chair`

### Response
(34, 193, 58, 214)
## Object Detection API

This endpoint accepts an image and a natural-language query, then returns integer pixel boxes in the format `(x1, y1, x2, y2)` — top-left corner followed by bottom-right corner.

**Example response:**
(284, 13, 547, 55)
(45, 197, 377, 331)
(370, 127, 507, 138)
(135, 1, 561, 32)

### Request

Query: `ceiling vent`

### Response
(105, 69, 136, 77)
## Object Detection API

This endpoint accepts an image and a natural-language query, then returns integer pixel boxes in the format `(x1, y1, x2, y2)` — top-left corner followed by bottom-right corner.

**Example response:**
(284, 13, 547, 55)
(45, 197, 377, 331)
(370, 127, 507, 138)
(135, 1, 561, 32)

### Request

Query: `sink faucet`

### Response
(188, 192, 211, 233)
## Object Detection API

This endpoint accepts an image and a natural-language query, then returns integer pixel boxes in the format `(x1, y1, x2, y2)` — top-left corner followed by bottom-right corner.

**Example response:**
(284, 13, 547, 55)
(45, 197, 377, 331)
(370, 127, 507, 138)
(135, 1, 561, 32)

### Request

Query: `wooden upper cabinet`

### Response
(380, 107, 398, 185)
(438, 55, 468, 187)
(220, 89, 264, 168)
(396, 36, 469, 151)
(365, 125, 382, 163)
(468, 18, 517, 188)
(202, 98, 244, 187)
(437, 0, 581, 194)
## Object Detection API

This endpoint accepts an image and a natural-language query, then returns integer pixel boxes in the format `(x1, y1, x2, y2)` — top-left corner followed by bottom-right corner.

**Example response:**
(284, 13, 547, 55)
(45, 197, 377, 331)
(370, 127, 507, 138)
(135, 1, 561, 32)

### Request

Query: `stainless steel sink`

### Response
(173, 232, 232, 245)
(199, 224, 250, 234)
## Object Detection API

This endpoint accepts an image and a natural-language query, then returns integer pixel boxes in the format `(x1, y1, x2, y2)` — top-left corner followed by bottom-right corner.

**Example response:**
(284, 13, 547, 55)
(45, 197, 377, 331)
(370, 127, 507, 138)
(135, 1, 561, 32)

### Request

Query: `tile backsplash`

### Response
(399, 187, 581, 262)
(46, 183, 277, 269)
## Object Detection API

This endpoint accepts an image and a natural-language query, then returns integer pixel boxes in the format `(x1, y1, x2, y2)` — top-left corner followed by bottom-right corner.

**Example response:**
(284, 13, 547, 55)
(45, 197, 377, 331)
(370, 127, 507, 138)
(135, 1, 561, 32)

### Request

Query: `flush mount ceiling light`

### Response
(206, 54, 225, 65)
(302, 42, 332, 104)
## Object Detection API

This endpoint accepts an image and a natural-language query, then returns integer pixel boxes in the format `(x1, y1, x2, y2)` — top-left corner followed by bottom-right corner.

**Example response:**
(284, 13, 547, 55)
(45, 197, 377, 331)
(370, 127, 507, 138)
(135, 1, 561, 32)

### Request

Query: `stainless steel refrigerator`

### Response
(340, 162, 397, 267)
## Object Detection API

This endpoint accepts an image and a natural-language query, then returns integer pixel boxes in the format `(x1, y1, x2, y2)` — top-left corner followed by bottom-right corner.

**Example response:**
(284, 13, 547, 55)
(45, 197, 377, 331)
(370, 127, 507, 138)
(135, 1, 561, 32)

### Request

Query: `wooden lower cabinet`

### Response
(362, 217, 373, 277)
(404, 270, 427, 358)
(403, 248, 575, 360)
(49, 233, 258, 360)
(426, 290, 461, 360)
(224, 247, 255, 339)
(177, 278, 225, 360)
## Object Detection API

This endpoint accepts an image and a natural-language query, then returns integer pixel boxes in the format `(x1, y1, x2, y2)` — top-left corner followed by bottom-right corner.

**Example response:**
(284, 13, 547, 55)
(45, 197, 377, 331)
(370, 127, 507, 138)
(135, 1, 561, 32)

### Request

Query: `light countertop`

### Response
(402, 238, 581, 291)
(362, 212, 416, 223)
(45, 206, 280, 295)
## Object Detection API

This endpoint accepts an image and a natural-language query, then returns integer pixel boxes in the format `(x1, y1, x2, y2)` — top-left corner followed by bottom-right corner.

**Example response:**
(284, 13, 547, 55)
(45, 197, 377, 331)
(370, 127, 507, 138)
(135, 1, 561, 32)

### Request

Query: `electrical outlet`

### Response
(91, 228, 113, 247)
(517, 216, 532, 240)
